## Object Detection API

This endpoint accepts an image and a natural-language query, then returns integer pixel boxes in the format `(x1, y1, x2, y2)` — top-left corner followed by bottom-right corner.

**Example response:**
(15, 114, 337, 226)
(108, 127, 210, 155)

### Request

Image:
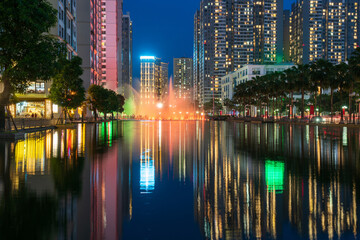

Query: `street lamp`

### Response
(156, 102, 163, 109)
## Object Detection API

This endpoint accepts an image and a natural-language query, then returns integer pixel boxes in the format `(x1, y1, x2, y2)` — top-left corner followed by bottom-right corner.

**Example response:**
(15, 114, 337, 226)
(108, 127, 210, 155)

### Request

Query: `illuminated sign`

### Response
(140, 56, 156, 60)
(265, 160, 284, 193)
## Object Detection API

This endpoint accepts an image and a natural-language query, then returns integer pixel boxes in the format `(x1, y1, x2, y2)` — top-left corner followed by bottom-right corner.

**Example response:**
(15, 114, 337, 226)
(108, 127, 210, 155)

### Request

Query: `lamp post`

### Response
(341, 106, 347, 124)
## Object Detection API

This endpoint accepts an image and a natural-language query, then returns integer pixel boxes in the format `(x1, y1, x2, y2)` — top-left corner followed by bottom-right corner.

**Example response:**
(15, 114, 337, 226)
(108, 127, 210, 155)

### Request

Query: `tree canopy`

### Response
(0, 0, 61, 130)
(49, 56, 86, 119)
(88, 85, 125, 120)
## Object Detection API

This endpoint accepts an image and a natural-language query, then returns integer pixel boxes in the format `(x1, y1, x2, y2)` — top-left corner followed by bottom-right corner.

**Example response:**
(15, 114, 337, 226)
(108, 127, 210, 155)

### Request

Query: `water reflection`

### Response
(0, 121, 359, 240)
(193, 123, 360, 240)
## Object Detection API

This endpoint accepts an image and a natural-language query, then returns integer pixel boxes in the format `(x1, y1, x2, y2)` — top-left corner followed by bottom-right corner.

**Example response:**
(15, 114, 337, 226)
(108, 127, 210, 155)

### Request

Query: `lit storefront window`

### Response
(26, 82, 45, 94)
(16, 101, 45, 118)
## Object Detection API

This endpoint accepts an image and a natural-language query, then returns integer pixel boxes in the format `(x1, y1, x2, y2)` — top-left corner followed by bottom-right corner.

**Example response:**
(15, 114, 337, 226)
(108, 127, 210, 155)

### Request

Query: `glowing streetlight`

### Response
(156, 102, 164, 109)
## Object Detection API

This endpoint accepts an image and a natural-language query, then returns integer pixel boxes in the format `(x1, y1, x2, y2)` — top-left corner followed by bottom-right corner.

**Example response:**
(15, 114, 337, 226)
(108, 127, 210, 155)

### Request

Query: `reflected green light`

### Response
(265, 160, 284, 193)
(108, 121, 113, 147)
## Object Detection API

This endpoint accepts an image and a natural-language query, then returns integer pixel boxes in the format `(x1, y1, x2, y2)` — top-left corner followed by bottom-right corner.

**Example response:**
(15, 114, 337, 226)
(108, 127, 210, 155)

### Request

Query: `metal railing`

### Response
(5, 118, 57, 131)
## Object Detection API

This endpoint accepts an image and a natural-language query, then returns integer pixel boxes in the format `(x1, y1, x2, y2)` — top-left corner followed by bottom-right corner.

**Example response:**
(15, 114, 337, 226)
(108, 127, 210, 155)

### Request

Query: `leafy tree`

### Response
(49, 56, 86, 121)
(0, 0, 61, 131)
(116, 94, 125, 113)
(88, 85, 108, 120)
(203, 99, 223, 115)
(223, 98, 235, 112)
(88, 85, 125, 120)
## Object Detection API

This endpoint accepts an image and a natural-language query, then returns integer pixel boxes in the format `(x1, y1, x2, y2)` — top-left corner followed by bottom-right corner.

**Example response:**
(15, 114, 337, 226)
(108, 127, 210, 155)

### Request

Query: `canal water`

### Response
(0, 121, 359, 240)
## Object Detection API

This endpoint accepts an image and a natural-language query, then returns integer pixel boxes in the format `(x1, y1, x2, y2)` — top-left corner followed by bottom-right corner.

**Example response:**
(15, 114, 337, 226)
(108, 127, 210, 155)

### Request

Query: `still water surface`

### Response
(0, 121, 359, 240)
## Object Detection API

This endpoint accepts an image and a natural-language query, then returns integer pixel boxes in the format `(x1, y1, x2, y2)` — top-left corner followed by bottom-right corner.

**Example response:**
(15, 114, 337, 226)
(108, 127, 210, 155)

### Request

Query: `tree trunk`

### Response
(301, 88, 305, 119)
(319, 87, 322, 116)
(0, 77, 11, 132)
(64, 109, 67, 124)
(0, 105, 5, 132)
(340, 91, 344, 123)
(94, 109, 97, 122)
(349, 85, 353, 124)
(314, 93, 318, 117)
(330, 88, 334, 123)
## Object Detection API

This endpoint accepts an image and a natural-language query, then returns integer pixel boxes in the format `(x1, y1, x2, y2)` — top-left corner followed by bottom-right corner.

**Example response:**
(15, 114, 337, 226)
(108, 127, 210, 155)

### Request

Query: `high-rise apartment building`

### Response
(283, 10, 290, 62)
(78, 0, 123, 92)
(173, 58, 193, 100)
(194, 0, 283, 106)
(290, 0, 359, 64)
(253, 0, 284, 64)
(122, 13, 133, 97)
(51, 0, 77, 58)
(345, 0, 360, 59)
(193, 10, 201, 106)
(140, 57, 168, 105)
(198, 0, 227, 106)
(160, 62, 169, 97)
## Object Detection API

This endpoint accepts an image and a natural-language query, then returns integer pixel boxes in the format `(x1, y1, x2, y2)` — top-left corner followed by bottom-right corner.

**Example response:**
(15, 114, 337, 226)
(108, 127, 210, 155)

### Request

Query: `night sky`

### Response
(123, 0, 296, 86)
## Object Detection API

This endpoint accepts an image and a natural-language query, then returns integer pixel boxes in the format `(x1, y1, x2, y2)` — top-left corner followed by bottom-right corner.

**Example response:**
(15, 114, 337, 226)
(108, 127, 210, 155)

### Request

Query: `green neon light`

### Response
(265, 160, 285, 193)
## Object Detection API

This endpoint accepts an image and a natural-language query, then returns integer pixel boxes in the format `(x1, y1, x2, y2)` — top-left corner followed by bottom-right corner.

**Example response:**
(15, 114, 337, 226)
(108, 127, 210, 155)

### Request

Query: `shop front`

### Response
(10, 98, 59, 119)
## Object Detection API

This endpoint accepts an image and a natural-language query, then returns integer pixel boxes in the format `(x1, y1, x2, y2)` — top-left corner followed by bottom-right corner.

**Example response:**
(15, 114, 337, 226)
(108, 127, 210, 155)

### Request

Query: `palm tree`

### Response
(349, 47, 360, 123)
(295, 64, 310, 119)
(283, 68, 297, 118)
(333, 63, 349, 123)
(309, 59, 333, 116)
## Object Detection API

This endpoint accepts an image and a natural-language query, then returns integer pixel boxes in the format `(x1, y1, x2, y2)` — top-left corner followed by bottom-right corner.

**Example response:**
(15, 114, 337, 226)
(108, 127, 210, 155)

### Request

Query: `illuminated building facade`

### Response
(198, 0, 227, 106)
(122, 13, 133, 97)
(173, 58, 193, 100)
(221, 63, 294, 103)
(160, 62, 169, 97)
(283, 10, 291, 62)
(290, 0, 360, 64)
(78, 0, 123, 92)
(193, 11, 201, 105)
(194, 0, 283, 106)
(99, 0, 123, 92)
(231, 0, 254, 70)
(51, 0, 78, 57)
(253, 0, 284, 64)
(140, 57, 168, 105)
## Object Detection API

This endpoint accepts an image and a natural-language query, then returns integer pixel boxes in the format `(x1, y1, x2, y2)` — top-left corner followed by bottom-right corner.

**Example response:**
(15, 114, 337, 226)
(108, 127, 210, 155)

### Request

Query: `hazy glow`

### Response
(156, 102, 164, 109)
(140, 56, 155, 60)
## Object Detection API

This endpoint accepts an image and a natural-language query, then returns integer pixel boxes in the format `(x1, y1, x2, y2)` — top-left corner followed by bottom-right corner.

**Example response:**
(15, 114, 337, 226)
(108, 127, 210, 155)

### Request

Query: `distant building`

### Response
(221, 64, 294, 101)
(290, 0, 360, 64)
(193, 11, 201, 106)
(160, 62, 169, 98)
(122, 13, 133, 97)
(140, 56, 168, 105)
(173, 58, 193, 100)
(253, 0, 284, 64)
(283, 10, 290, 62)
(194, 0, 284, 107)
